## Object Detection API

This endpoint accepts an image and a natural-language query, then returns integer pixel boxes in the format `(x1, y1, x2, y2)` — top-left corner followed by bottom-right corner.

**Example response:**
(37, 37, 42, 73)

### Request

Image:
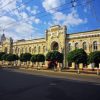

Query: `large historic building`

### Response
(0, 25, 100, 67)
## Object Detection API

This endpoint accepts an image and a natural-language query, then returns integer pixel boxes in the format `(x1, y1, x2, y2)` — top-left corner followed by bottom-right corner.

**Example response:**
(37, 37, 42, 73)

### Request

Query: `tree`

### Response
(0, 52, 6, 65)
(57, 53, 63, 63)
(67, 50, 75, 64)
(6, 54, 19, 66)
(20, 53, 32, 62)
(88, 51, 100, 68)
(46, 51, 63, 62)
(0, 52, 5, 61)
(52, 51, 63, 63)
(20, 53, 32, 67)
(46, 51, 53, 61)
(1, 53, 9, 65)
(67, 49, 87, 67)
(31, 55, 37, 67)
(20, 53, 24, 62)
(37, 54, 45, 63)
(46, 51, 63, 69)
(1, 53, 9, 61)
(36, 54, 45, 69)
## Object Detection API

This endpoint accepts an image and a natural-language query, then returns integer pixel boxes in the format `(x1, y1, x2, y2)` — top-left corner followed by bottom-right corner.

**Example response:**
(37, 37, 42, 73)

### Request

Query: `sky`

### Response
(0, 0, 100, 41)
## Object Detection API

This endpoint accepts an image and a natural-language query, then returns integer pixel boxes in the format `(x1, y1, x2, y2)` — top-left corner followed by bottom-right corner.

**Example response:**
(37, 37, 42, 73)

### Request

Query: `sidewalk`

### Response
(19, 67, 100, 76)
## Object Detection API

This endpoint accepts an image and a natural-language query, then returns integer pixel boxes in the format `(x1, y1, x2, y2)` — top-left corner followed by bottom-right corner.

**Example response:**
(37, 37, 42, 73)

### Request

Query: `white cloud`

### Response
(0, 0, 42, 40)
(0, 16, 16, 27)
(42, 0, 65, 13)
(48, 9, 87, 27)
(30, 16, 41, 24)
(42, 0, 87, 27)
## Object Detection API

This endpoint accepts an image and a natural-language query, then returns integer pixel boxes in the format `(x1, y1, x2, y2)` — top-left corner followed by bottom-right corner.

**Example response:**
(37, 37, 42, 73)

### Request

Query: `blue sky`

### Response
(0, 0, 100, 41)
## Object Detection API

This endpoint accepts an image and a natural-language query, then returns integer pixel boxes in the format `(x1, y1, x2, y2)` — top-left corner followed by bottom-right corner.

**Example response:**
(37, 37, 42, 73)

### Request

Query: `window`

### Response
(17, 48, 19, 54)
(15, 47, 17, 53)
(29, 47, 31, 53)
(34, 47, 36, 53)
(43, 46, 45, 52)
(68, 43, 71, 51)
(83, 42, 87, 50)
(75, 43, 78, 49)
(93, 41, 98, 51)
(38, 46, 40, 53)
(32, 48, 34, 53)
(21, 48, 24, 53)
(4, 47, 8, 53)
(25, 48, 27, 53)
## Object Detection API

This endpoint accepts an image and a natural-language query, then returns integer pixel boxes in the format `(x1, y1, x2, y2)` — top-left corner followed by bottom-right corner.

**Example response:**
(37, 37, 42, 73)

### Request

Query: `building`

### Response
(0, 25, 100, 67)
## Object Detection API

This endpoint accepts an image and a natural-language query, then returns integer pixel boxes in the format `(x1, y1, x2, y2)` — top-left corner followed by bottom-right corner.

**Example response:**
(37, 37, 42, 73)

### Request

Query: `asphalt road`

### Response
(0, 68, 100, 100)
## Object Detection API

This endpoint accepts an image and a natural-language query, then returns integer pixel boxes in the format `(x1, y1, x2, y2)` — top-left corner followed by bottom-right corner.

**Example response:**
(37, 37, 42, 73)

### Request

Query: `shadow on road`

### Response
(0, 68, 100, 100)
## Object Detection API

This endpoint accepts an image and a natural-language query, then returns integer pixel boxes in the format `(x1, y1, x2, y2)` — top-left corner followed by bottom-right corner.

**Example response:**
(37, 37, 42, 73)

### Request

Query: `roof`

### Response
(67, 29, 100, 35)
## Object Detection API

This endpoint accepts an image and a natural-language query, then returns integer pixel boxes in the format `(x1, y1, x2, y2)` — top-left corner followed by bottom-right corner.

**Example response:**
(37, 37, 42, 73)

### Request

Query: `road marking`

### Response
(49, 83, 56, 86)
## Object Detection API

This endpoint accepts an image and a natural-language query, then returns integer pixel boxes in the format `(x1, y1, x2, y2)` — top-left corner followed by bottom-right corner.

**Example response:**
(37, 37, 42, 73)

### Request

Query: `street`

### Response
(0, 68, 100, 100)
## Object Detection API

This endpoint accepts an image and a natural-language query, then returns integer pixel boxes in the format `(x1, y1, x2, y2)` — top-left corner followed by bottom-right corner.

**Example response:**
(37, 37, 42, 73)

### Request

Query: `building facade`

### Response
(0, 25, 100, 67)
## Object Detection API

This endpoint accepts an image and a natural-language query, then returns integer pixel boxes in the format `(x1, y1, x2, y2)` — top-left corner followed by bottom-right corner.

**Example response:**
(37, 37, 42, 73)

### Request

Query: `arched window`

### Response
(15, 47, 17, 54)
(93, 41, 98, 51)
(34, 47, 36, 53)
(68, 43, 71, 51)
(17, 48, 19, 54)
(29, 47, 31, 53)
(21, 48, 23, 53)
(4, 47, 8, 53)
(38, 46, 40, 53)
(51, 42, 59, 51)
(75, 42, 78, 49)
(83, 42, 87, 50)
(25, 47, 27, 53)
(32, 48, 34, 53)
(43, 46, 45, 52)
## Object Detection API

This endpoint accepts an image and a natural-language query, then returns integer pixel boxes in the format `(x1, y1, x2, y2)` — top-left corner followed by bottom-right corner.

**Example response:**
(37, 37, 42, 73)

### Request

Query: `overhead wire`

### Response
(0, 0, 16, 10)
(4, 0, 94, 30)
(0, 0, 33, 17)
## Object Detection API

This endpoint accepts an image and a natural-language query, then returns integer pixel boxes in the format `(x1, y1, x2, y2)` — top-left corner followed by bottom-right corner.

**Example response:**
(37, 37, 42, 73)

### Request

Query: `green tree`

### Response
(67, 49, 87, 66)
(36, 54, 45, 69)
(0, 52, 5, 61)
(88, 51, 100, 68)
(52, 51, 63, 63)
(6, 54, 19, 66)
(20, 53, 32, 62)
(20, 53, 32, 68)
(20, 53, 24, 62)
(1, 53, 9, 65)
(46, 51, 53, 61)
(46, 51, 63, 69)
(1, 53, 8, 61)
(0, 52, 6, 65)
(46, 51, 63, 62)
(67, 50, 75, 64)
(31, 55, 37, 67)
(57, 53, 63, 63)
(37, 54, 45, 62)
